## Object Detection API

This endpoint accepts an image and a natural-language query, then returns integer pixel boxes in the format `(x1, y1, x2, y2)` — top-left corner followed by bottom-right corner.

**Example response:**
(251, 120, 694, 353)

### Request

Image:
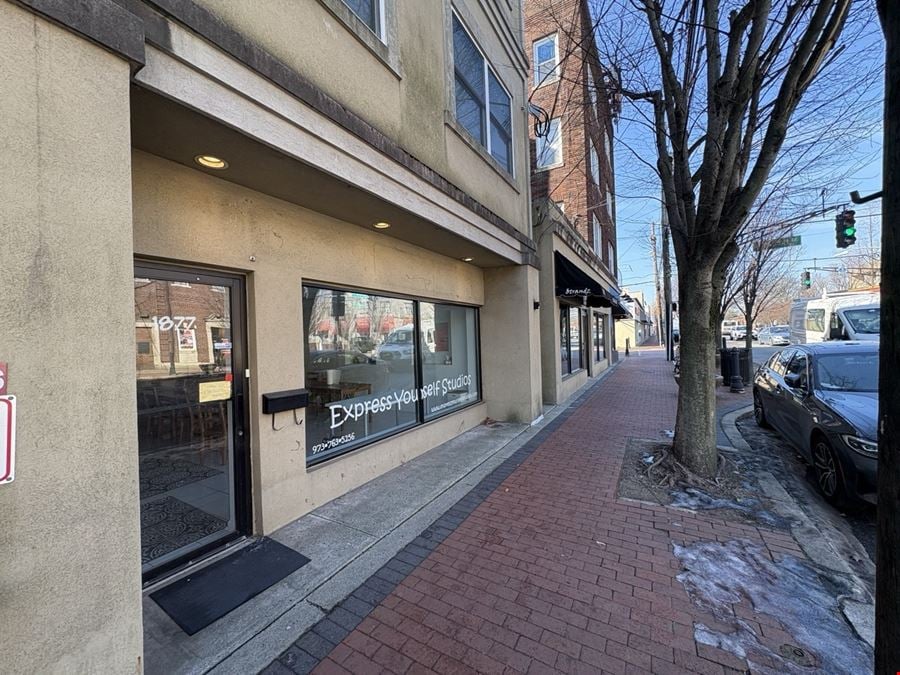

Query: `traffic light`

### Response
(802, 271, 811, 288)
(835, 210, 857, 249)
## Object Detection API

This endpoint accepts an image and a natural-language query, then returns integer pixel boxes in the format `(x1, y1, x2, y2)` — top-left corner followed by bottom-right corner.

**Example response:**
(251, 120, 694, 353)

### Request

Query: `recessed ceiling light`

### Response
(195, 154, 228, 169)
(373, 221, 391, 229)
(462, 257, 474, 262)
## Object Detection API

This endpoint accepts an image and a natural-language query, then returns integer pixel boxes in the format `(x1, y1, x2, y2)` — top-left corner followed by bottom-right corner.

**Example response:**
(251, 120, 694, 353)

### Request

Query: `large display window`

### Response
(593, 313, 606, 362)
(560, 303, 585, 376)
(303, 285, 481, 465)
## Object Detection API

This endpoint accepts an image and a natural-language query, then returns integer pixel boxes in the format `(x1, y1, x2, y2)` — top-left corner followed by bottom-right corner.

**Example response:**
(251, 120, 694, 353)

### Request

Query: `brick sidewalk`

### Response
(265, 353, 805, 674)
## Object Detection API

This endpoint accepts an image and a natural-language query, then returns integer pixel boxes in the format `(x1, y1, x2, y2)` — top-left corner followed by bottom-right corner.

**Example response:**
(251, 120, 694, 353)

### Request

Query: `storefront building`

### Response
(0, 0, 542, 670)
(535, 202, 626, 405)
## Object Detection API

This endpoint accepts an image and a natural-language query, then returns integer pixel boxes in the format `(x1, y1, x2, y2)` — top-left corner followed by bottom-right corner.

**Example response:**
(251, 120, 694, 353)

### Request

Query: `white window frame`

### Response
(341, 0, 386, 41)
(533, 33, 559, 88)
(536, 117, 563, 170)
(592, 214, 602, 256)
(452, 12, 515, 175)
(608, 242, 616, 275)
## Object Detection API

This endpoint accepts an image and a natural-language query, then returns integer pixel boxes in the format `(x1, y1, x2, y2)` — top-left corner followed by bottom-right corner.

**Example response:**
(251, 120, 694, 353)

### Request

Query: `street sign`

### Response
(0, 395, 16, 484)
(766, 235, 801, 249)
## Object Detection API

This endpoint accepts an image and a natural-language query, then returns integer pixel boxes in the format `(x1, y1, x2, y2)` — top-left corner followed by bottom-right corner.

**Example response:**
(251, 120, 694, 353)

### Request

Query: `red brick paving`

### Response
(312, 353, 804, 674)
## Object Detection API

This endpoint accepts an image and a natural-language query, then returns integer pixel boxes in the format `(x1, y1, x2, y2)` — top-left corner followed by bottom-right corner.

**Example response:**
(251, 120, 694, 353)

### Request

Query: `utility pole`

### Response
(876, 1, 899, 670)
(650, 222, 664, 346)
(661, 199, 674, 362)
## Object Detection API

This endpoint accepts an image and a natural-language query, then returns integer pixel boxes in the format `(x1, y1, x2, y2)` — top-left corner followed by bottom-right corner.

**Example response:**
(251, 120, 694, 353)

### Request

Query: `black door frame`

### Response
(134, 261, 252, 583)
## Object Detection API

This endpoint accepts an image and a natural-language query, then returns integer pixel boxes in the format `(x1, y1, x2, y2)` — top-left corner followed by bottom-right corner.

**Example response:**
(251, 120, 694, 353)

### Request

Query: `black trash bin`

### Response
(720, 347, 733, 382)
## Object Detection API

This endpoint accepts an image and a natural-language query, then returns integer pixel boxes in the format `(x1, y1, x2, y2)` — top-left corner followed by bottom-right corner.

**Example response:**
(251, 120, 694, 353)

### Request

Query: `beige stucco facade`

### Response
(132, 151, 505, 533)
(192, 0, 531, 238)
(0, 3, 143, 672)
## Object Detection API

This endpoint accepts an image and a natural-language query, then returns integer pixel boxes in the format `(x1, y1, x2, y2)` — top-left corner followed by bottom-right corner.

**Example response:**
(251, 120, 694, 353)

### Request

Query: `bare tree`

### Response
(594, 0, 869, 476)
(734, 237, 798, 354)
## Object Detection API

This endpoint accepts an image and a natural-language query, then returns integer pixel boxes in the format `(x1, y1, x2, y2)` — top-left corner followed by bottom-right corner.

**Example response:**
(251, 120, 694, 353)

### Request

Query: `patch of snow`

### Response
(642, 453, 656, 465)
(669, 487, 786, 528)
(662, 429, 675, 438)
(674, 539, 872, 674)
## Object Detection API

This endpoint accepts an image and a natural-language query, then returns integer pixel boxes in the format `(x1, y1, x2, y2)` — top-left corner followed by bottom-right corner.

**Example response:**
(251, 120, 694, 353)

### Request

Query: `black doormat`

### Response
(150, 537, 310, 635)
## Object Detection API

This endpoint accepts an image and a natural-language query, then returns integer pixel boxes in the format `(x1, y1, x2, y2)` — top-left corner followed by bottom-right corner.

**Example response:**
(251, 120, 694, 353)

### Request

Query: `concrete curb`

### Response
(719, 405, 875, 648)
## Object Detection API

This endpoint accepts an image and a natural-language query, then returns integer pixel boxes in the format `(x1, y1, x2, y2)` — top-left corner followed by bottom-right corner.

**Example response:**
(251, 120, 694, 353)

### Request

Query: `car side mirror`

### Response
(784, 372, 803, 389)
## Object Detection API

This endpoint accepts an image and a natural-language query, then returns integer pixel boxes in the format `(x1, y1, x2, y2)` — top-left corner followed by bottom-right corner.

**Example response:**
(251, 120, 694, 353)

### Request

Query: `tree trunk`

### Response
(876, 1, 899, 671)
(673, 263, 718, 477)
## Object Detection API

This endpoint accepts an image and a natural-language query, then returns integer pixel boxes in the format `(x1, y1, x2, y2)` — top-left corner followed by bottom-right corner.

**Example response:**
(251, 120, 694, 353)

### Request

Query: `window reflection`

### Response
(302, 286, 482, 465)
(421, 303, 480, 419)
(304, 287, 417, 463)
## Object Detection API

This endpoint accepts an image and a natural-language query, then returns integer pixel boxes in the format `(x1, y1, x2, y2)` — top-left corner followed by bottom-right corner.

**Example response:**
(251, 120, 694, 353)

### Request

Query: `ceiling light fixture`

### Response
(462, 257, 474, 262)
(195, 154, 228, 169)
(373, 221, 391, 229)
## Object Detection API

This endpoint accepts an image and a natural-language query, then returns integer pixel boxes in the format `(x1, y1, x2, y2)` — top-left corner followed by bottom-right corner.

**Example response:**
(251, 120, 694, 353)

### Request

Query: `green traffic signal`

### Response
(844, 226, 857, 237)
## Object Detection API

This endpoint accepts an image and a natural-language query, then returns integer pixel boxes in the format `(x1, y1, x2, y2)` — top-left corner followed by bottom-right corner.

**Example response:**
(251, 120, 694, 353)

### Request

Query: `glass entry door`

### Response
(134, 265, 249, 579)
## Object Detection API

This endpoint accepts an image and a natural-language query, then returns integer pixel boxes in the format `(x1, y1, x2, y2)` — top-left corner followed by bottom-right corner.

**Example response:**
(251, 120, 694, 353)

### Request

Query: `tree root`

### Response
(643, 444, 734, 491)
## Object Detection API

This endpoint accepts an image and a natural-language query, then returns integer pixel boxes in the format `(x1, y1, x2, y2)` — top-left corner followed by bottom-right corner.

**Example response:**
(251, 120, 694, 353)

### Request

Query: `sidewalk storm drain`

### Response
(673, 539, 872, 674)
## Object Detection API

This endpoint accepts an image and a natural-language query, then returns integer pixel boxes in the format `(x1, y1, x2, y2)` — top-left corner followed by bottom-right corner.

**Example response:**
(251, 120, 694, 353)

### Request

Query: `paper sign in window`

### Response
(199, 380, 231, 402)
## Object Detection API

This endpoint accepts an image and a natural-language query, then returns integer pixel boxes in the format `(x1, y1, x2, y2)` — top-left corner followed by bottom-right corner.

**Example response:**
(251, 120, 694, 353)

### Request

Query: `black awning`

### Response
(608, 287, 631, 318)
(554, 252, 612, 306)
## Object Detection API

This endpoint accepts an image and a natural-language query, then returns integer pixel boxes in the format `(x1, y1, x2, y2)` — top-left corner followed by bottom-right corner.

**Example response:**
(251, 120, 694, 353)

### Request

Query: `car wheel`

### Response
(753, 391, 771, 428)
(812, 436, 851, 508)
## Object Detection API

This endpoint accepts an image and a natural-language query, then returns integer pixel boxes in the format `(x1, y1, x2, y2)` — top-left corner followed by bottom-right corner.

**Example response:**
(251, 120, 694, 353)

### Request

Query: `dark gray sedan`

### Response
(752, 342, 878, 507)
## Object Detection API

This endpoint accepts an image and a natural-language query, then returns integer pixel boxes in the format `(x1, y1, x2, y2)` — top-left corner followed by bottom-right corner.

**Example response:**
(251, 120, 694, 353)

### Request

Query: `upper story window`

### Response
(533, 33, 559, 87)
(341, 0, 383, 39)
(535, 117, 562, 169)
(589, 140, 600, 185)
(592, 214, 602, 256)
(608, 242, 616, 275)
(452, 14, 513, 173)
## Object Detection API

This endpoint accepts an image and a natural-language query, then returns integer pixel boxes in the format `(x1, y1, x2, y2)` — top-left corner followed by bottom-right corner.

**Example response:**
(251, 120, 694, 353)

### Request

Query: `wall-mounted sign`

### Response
(0, 362, 7, 395)
(0, 395, 16, 484)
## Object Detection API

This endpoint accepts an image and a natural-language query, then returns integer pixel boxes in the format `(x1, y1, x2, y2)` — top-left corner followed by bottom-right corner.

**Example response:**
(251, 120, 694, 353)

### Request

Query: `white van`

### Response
(789, 291, 879, 344)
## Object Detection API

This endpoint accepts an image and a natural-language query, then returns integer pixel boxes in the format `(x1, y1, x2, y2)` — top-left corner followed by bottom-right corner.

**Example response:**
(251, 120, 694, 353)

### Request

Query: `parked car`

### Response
(759, 325, 790, 346)
(729, 325, 758, 341)
(752, 342, 878, 507)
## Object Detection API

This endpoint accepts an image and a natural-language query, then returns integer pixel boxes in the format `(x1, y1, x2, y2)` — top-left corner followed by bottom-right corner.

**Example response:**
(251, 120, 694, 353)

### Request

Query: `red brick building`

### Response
(526, 0, 618, 278)
(526, 0, 625, 405)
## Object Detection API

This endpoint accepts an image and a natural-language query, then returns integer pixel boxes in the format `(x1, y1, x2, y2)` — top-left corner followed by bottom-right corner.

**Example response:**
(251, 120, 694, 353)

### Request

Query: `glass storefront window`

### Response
(303, 285, 481, 465)
(593, 313, 606, 362)
(561, 303, 586, 376)
(421, 303, 480, 419)
(569, 306, 583, 371)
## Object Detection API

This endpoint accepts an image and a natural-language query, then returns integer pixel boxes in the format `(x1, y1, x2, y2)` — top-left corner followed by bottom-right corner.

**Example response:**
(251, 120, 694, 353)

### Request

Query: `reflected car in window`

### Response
(752, 342, 878, 507)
